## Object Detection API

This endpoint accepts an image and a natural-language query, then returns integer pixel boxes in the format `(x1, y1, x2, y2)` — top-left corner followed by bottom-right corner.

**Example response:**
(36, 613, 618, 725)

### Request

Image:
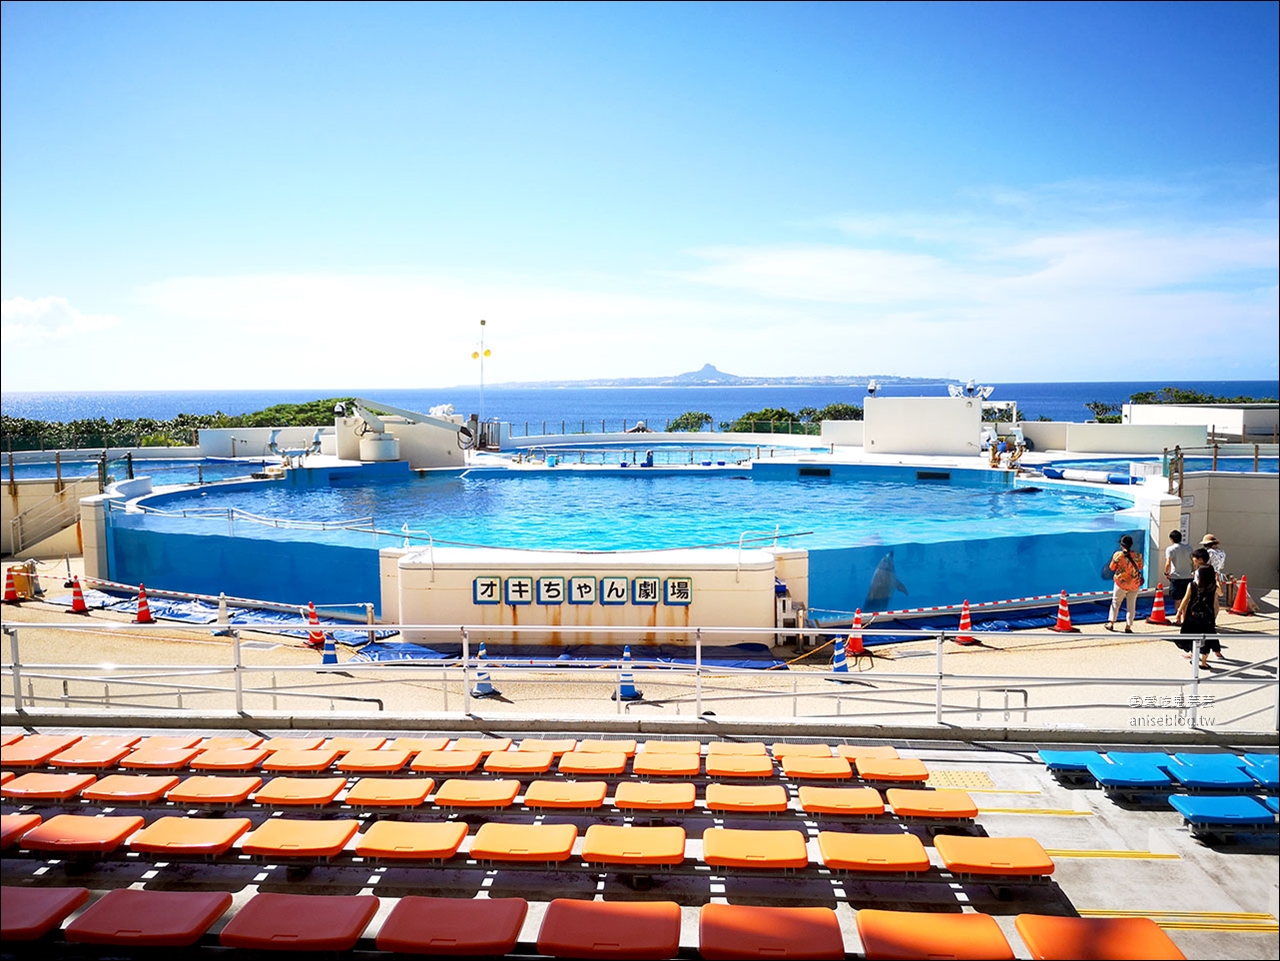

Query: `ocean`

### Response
(2, 380, 1276, 430)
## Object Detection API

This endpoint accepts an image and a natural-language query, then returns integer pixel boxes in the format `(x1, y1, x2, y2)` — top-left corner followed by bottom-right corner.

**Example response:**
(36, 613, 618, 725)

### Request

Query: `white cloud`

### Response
(0, 296, 121, 343)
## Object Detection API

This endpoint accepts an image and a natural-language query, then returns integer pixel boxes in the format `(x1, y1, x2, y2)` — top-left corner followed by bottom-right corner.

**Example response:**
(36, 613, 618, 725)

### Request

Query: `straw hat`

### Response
(1200, 534, 1219, 546)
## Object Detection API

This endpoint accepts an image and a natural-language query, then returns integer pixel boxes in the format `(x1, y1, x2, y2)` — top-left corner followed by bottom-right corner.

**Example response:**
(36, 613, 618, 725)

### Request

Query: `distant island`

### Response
(479, 363, 947, 389)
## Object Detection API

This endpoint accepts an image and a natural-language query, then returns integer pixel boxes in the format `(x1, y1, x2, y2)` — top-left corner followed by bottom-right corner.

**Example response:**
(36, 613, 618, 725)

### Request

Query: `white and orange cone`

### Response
(1146, 585, 1169, 625)
(2, 567, 20, 605)
(956, 599, 976, 644)
(1230, 575, 1254, 616)
(1050, 590, 1079, 632)
(70, 576, 90, 615)
(305, 601, 325, 648)
(134, 584, 154, 624)
(848, 609, 865, 656)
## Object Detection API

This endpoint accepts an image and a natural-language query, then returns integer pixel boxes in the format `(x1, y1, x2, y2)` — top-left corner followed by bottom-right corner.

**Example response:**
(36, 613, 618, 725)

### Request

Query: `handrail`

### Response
(8, 473, 100, 554)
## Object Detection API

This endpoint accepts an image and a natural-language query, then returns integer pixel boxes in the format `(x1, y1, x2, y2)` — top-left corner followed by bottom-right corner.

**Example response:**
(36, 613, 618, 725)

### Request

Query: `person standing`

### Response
(1105, 535, 1144, 633)
(1200, 534, 1228, 602)
(1176, 548, 1220, 668)
(1164, 530, 1194, 621)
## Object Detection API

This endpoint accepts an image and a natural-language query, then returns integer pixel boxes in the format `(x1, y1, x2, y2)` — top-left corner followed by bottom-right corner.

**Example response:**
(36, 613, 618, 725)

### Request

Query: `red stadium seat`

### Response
(65, 889, 231, 947)
(699, 904, 845, 960)
(0, 885, 89, 941)
(538, 898, 681, 960)
(376, 896, 528, 956)
(218, 893, 378, 951)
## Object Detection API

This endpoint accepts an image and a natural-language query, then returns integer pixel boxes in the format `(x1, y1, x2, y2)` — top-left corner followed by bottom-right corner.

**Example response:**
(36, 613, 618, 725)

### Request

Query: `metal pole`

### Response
(6, 627, 22, 711)
(695, 628, 703, 716)
(1254, 444, 1260, 472)
(366, 604, 375, 646)
(461, 627, 471, 716)
(1189, 639, 1200, 727)
(1211, 443, 1218, 470)
(232, 630, 244, 714)
(935, 633, 945, 723)
(55, 451, 63, 493)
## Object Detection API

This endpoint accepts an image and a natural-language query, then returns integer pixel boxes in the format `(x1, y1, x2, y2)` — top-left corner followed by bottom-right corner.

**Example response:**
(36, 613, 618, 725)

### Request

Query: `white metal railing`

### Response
(2, 621, 1275, 733)
(8, 475, 101, 554)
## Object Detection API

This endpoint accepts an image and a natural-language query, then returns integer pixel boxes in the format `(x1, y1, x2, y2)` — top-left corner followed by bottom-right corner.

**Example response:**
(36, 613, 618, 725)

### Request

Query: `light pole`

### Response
(471, 319, 490, 422)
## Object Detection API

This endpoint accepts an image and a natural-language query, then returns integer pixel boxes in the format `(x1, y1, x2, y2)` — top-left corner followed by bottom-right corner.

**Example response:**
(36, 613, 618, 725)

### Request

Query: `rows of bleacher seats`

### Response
(3, 731, 1193, 958)
(1038, 749, 1279, 840)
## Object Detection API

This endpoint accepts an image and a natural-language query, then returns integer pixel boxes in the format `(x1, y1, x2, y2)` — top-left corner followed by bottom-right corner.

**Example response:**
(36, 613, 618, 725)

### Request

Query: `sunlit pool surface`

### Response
(1049, 456, 1278, 474)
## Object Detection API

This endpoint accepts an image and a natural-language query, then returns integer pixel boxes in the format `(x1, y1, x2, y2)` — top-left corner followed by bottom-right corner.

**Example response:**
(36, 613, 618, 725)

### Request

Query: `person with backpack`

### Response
(1105, 535, 1144, 633)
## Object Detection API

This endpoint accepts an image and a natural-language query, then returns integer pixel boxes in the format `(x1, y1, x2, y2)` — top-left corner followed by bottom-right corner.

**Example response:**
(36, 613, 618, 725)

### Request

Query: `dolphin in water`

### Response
(864, 550, 909, 611)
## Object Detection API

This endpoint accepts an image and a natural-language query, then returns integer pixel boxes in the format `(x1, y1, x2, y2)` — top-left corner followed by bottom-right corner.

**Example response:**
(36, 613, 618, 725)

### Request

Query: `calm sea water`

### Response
(3, 380, 1276, 428)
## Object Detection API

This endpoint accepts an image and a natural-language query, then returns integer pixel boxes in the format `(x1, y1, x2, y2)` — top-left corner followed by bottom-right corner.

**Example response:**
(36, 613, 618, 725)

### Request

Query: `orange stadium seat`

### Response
(705, 783, 789, 813)
(781, 754, 854, 780)
(200, 736, 263, 751)
(705, 753, 775, 778)
(771, 742, 833, 758)
(581, 824, 686, 867)
(701, 827, 809, 869)
(189, 748, 270, 773)
(432, 778, 521, 809)
(344, 777, 434, 809)
(120, 746, 202, 771)
(706, 741, 767, 756)
(2, 734, 82, 767)
(469, 822, 578, 863)
(798, 785, 885, 817)
(933, 835, 1055, 877)
(0, 886, 89, 942)
(410, 750, 484, 773)
(337, 749, 412, 774)
(0, 813, 43, 849)
(632, 751, 701, 777)
(537, 898, 681, 960)
(576, 738, 637, 756)
(485, 749, 556, 774)
(323, 736, 387, 754)
(261, 736, 326, 752)
(642, 739, 704, 755)
(2, 772, 97, 801)
(218, 893, 379, 952)
(388, 736, 450, 753)
(376, 896, 529, 956)
(64, 889, 231, 948)
(855, 757, 930, 783)
(263, 747, 341, 773)
(837, 744, 900, 762)
(1, 733, 23, 746)
(856, 909, 1016, 961)
(240, 818, 359, 860)
(0, 771, 12, 785)
(1014, 914, 1188, 960)
(817, 831, 932, 873)
(887, 788, 979, 821)
(614, 781, 697, 812)
(82, 774, 180, 804)
(700, 904, 845, 960)
(135, 735, 203, 750)
(128, 816, 252, 857)
(524, 779, 609, 810)
(254, 775, 346, 807)
(166, 775, 261, 806)
(448, 736, 513, 755)
(19, 814, 144, 855)
(519, 738, 580, 755)
(356, 821, 467, 861)
(49, 735, 141, 768)
(559, 750, 628, 776)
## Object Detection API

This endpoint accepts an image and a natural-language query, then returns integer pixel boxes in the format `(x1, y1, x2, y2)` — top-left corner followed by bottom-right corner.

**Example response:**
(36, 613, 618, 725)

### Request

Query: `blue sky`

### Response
(2, 1, 1277, 390)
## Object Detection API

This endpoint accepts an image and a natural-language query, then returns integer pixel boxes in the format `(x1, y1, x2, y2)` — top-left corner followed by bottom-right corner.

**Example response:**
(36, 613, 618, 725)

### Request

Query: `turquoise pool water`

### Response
(1050, 456, 1278, 474)
(108, 462, 1141, 617)
(11, 457, 271, 484)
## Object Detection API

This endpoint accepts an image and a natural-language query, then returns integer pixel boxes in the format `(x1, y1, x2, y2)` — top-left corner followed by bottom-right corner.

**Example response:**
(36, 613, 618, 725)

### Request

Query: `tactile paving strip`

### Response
(926, 769, 995, 789)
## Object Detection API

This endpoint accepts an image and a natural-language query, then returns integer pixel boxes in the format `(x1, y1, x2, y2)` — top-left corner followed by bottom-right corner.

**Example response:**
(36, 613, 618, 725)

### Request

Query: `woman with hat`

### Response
(1200, 534, 1227, 599)
(1105, 535, 1144, 633)
(1176, 548, 1221, 668)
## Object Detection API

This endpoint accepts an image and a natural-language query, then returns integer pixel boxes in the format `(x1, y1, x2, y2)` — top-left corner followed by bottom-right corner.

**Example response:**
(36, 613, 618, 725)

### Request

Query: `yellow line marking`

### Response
(1081, 909, 1275, 920)
(1077, 908, 1278, 933)
(1044, 849, 1181, 859)
(954, 788, 1042, 795)
(977, 808, 1092, 816)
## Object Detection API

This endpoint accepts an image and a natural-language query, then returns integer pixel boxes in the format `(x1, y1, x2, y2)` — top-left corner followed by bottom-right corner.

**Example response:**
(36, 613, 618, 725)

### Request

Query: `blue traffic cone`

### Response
(828, 636, 856, 684)
(612, 645, 644, 701)
(321, 630, 338, 666)
(472, 641, 500, 698)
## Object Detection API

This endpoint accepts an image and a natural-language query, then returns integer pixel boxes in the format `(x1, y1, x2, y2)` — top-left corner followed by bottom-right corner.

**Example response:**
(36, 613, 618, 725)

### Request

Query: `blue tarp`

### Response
(352, 641, 786, 670)
(43, 591, 394, 646)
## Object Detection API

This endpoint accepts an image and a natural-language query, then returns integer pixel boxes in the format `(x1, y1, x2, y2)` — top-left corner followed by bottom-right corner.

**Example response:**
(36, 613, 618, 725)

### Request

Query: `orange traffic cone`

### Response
(1146, 585, 1169, 624)
(1050, 590, 1079, 632)
(848, 609, 865, 655)
(1230, 575, 1254, 616)
(134, 584, 154, 624)
(2, 567, 20, 605)
(70, 577, 90, 615)
(956, 599, 977, 645)
(305, 601, 325, 648)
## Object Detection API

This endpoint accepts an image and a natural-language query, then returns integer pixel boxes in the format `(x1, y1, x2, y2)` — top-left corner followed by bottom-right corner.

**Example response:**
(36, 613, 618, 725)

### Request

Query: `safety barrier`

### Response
(2, 621, 1275, 735)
